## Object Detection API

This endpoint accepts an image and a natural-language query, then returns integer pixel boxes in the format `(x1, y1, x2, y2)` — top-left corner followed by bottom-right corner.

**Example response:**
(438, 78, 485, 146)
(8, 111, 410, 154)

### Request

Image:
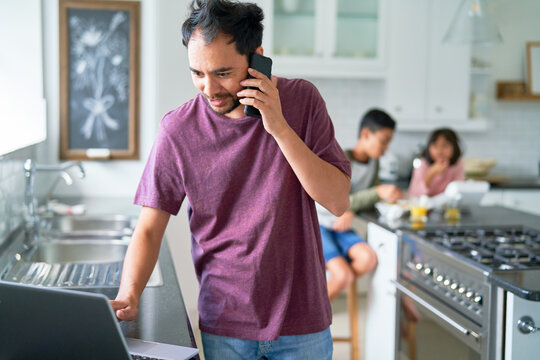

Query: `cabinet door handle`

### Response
(518, 316, 540, 334)
(394, 106, 402, 113)
(435, 106, 443, 113)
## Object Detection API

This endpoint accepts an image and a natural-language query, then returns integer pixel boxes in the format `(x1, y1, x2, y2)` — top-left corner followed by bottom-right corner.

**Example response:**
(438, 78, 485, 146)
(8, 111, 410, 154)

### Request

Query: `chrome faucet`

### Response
(23, 159, 85, 227)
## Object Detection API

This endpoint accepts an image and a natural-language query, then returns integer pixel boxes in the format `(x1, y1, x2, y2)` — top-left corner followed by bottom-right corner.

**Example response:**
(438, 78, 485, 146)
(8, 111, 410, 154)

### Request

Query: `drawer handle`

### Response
(518, 316, 540, 334)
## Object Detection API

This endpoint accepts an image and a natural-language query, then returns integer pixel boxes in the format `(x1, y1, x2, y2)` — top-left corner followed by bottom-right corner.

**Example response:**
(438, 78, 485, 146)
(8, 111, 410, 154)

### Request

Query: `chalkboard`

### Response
(59, 0, 140, 160)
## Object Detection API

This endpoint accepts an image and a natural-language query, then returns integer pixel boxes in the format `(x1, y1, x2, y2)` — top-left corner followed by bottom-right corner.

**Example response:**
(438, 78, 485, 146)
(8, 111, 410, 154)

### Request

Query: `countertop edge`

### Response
(490, 273, 540, 302)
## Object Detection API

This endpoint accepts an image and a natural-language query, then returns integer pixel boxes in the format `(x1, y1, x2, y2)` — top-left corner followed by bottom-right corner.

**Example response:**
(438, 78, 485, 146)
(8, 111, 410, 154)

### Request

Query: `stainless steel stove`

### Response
(395, 225, 540, 360)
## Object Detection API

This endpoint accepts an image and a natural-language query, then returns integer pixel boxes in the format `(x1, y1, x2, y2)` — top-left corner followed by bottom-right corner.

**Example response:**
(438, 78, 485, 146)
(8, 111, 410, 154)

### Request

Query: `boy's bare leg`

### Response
(348, 242, 378, 277)
(326, 256, 354, 301)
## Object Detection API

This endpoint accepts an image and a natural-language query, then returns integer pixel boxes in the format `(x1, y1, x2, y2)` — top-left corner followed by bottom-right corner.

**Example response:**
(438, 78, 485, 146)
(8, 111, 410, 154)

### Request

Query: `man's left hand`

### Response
(237, 68, 289, 137)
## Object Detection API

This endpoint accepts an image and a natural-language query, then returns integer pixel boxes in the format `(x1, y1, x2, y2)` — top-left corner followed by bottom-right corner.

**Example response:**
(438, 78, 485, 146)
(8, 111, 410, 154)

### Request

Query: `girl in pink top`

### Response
(409, 128, 465, 197)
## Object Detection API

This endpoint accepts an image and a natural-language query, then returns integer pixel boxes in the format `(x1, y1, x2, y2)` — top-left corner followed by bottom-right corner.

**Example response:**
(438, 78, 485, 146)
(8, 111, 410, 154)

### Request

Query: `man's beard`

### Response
(204, 93, 241, 115)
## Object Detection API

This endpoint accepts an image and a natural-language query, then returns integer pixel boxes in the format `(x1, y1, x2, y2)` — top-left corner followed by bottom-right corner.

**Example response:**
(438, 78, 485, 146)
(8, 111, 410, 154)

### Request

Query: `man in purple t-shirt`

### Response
(110, 1, 351, 358)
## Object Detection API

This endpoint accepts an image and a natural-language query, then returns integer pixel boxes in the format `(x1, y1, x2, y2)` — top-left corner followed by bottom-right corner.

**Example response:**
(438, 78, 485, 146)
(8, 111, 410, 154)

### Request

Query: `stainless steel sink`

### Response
(39, 215, 136, 238)
(0, 215, 163, 288)
(29, 239, 129, 264)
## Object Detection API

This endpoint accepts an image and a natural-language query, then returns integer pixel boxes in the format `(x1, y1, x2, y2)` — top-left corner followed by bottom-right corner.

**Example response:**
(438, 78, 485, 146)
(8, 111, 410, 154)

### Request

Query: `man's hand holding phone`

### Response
(238, 68, 288, 137)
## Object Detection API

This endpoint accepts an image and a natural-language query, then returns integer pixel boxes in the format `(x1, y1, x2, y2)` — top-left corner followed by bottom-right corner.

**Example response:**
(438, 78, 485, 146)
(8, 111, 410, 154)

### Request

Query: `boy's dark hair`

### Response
(181, 0, 264, 56)
(422, 127, 462, 166)
(358, 109, 396, 137)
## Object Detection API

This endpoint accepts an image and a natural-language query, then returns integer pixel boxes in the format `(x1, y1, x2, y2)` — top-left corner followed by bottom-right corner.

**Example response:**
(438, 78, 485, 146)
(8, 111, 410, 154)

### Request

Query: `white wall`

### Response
(38, 0, 158, 197)
(490, 0, 540, 80)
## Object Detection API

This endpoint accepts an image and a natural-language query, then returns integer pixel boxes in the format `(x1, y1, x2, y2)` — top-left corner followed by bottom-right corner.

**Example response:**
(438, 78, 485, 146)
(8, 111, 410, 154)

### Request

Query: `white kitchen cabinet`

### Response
(255, 0, 389, 78)
(501, 190, 540, 216)
(385, 0, 429, 122)
(504, 293, 540, 359)
(481, 189, 540, 216)
(386, 0, 484, 131)
(0, 0, 47, 155)
(480, 189, 504, 206)
(365, 222, 398, 360)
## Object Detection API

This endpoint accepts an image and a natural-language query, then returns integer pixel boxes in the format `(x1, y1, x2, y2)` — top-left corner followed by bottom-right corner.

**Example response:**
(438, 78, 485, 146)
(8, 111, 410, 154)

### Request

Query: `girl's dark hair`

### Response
(422, 128, 462, 165)
(181, 0, 264, 56)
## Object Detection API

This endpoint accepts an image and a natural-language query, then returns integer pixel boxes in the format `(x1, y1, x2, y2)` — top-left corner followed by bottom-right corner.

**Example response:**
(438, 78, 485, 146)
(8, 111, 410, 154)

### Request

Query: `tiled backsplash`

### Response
(309, 78, 387, 150)
(0, 147, 34, 243)
(311, 78, 540, 178)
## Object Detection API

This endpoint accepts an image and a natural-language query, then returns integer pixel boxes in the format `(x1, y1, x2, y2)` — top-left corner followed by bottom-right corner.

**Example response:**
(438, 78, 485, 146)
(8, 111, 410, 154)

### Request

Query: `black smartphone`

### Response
(244, 53, 273, 118)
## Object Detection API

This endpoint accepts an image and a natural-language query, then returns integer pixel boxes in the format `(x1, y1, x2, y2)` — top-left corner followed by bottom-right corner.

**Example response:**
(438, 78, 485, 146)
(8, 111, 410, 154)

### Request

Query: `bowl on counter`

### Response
(464, 157, 497, 178)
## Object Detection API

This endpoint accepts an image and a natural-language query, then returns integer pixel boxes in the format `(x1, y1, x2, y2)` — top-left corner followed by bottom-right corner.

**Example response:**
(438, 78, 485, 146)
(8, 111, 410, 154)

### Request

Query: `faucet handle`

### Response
(23, 158, 35, 175)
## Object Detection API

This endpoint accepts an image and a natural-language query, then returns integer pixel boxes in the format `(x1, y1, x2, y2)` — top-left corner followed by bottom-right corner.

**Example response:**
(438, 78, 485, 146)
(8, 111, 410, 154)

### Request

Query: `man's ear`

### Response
(255, 46, 264, 55)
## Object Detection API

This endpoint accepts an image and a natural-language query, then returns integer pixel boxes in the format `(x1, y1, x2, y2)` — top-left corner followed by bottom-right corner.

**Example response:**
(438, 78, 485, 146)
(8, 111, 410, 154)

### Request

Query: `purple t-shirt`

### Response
(134, 77, 351, 340)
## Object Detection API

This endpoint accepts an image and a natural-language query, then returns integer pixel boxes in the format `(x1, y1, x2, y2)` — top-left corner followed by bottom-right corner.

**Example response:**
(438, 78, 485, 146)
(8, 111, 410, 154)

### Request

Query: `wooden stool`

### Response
(332, 280, 360, 360)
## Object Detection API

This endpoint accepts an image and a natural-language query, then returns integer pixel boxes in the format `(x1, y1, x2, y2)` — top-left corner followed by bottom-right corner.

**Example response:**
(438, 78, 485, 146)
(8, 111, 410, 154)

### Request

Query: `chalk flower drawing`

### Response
(69, 11, 128, 144)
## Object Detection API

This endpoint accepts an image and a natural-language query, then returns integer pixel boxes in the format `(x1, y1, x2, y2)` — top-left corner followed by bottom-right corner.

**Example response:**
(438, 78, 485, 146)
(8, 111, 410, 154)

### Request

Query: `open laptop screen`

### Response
(0, 281, 198, 360)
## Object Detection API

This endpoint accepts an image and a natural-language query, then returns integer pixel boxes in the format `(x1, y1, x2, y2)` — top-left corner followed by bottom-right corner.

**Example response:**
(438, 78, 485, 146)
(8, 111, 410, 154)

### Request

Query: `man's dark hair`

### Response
(358, 108, 396, 137)
(181, 0, 264, 56)
(422, 127, 462, 166)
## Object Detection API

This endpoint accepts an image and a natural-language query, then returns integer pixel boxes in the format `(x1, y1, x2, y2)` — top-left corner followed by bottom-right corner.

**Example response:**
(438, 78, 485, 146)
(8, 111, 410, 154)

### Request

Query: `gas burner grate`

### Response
(419, 226, 540, 270)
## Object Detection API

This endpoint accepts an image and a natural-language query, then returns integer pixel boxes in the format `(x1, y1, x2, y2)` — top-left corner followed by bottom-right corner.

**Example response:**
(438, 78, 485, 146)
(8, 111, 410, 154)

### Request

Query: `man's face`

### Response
(187, 29, 249, 118)
(362, 127, 394, 159)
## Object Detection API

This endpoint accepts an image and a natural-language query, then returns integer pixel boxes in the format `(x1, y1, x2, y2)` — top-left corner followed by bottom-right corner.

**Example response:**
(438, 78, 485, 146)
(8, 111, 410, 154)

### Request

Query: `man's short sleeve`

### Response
(134, 121, 186, 215)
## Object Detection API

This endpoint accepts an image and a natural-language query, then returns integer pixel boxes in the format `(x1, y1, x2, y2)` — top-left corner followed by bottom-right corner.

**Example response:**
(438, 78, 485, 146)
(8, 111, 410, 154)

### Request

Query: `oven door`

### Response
(392, 280, 483, 360)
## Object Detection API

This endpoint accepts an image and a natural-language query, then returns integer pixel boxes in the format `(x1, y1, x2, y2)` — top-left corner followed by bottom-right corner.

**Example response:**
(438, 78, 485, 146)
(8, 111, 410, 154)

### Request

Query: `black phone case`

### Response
(244, 53, 272, 118)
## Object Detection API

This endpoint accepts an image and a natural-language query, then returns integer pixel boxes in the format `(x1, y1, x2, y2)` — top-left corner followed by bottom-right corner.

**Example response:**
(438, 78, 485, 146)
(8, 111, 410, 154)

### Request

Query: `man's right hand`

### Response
(376, 184, 404, 203)
(110, 296, 139, 321)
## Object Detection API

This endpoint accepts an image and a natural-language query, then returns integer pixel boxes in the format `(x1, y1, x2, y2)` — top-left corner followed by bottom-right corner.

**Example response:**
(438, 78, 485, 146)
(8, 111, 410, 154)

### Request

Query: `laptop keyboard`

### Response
(131, 355, 164, 360)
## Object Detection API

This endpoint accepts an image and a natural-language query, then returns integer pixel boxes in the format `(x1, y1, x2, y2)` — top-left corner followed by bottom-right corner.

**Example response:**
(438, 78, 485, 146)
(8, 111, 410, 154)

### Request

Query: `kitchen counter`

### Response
(360, 205, 540, 232)
(491, 177, 540, 189)
(481, 176, 540, 189)
(491, 270, 540, 301)
(29, 196, 198, 353)
(83, 235, 198, 351)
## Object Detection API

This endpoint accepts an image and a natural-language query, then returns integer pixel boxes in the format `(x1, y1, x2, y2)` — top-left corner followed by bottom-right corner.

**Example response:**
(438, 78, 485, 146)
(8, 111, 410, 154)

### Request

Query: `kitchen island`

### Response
(361, 205, 540, 360)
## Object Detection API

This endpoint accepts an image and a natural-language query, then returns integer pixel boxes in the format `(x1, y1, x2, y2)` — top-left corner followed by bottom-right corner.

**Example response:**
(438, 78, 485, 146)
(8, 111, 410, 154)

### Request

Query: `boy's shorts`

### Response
(319, 226, 366, 263)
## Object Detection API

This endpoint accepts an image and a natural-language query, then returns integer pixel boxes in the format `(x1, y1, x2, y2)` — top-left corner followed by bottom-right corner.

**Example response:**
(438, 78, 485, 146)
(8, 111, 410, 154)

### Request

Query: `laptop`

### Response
(0, 281, 199, 360)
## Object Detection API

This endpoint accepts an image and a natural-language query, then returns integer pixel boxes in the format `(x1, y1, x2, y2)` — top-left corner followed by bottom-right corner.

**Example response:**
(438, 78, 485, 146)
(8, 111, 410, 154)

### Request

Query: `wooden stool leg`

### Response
(408, 321, 417, 360)
(331, 281, 360, 360)
(347, 280, 359, 360)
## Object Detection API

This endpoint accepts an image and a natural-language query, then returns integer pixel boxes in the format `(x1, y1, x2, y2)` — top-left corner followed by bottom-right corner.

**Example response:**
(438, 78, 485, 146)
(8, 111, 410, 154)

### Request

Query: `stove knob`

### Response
(458, 287, 466, 295)
(423, 267, 432, 276)
(465, 290, 474, 299)
(450, 283, 459, 290)
(436, 275, 444, 283)
(415, 263, 423, 271)
(443, 279, 451, 287)
(474, 295, 483, 305)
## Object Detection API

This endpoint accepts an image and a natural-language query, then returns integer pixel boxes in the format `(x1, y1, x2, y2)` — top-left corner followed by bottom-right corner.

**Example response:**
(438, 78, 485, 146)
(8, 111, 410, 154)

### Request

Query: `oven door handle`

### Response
(391, 280, 480, 341)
